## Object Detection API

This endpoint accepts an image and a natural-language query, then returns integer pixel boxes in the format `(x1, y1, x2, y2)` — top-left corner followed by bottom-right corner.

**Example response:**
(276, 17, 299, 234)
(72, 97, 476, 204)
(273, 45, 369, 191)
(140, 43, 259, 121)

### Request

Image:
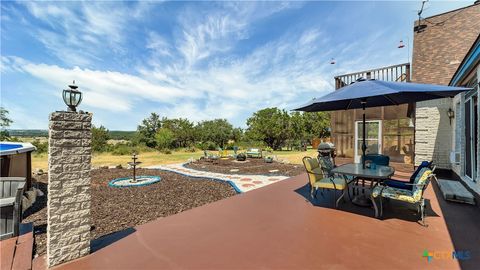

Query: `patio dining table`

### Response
(331, 163, 394, 207)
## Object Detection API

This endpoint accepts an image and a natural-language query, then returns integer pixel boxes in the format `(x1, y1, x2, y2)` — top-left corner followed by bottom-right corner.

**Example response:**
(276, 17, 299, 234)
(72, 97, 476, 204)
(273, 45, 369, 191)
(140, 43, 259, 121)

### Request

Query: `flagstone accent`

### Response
(146, 163, 290, 192)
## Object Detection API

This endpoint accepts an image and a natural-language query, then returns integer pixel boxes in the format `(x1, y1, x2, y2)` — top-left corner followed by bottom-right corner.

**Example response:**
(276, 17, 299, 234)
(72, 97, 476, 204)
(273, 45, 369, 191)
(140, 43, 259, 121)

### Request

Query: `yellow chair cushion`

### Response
(372, 169, 432, 203)
(305, 167, 323, 186)
(312, 176, 347, 190)
(372, 186, 416, 203)
(303, 157, 319, 171)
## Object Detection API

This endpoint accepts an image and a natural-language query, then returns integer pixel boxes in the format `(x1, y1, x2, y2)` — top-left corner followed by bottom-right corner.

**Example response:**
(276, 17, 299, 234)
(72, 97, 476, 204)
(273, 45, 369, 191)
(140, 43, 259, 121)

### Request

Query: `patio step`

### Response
(437, 179, 476, 205)
(0, 223, 34, 270)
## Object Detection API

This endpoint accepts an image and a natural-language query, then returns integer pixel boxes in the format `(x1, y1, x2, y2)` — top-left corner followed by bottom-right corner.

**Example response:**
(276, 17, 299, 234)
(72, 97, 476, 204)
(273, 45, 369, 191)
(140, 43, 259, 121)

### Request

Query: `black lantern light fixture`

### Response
(62, 80, 82, 112)
(447, 108, 455, 125)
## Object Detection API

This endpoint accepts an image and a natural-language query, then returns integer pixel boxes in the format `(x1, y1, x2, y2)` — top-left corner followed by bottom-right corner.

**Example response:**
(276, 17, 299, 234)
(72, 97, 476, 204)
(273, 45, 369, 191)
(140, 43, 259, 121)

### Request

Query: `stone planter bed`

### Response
(23, 168, 236, 256)
(185, 157, 305, 176)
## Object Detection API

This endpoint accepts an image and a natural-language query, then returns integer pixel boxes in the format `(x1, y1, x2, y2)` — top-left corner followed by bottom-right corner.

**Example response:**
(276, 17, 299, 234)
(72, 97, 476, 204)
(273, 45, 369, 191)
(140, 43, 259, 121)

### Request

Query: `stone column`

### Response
(47, 111, 92, 267)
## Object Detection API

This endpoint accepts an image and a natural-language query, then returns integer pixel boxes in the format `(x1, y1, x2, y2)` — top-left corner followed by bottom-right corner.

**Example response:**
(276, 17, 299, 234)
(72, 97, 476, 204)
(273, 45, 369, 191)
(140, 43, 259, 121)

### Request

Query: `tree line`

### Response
(0, 106, 330, 153)
(92, 107, 330, 152)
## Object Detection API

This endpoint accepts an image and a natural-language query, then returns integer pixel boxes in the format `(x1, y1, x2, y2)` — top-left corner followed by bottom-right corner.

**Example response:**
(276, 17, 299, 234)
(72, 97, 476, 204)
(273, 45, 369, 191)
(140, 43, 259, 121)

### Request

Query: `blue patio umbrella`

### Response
(294, 78, 472, 167)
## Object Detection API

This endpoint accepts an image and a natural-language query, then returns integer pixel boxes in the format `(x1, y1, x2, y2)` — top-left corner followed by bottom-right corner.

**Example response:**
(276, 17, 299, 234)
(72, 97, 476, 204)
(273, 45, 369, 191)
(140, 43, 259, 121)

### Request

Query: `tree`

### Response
(288, 111, 306, 150)
(303, 112, 331, 139)
(231, 127, 244, 142)
(246, 108, 290, 150)
(196, 119, 233, 148)
(137, 113, 162, 147)
(0, 107, 13, 140)
(161, 117, 195, 148)
(92, 125, 110, 152)
(155, 128, 175, 150)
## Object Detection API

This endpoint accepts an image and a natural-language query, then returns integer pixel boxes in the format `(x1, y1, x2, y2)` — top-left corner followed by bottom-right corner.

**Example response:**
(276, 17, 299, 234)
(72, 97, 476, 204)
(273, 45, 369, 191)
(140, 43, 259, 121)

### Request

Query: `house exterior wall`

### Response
(331, 64, 414, 165)
(415, 98, 453, 168)
(412, 3, 480, 168)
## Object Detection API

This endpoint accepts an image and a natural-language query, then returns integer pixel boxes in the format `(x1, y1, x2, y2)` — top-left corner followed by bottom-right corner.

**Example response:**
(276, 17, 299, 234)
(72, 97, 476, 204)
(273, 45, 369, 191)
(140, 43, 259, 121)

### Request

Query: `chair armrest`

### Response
(0, 177, 26, 182)
(373, 183, 388, 196)
(0, 197, 16, 207)
(305, 169, 324, 176)
(403, 183, 428, 186)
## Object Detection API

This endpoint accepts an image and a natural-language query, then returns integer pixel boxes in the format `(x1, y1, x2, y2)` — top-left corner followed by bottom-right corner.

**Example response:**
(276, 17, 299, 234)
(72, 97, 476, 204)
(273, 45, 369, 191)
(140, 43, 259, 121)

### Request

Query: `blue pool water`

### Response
(0, 143, 23, 151)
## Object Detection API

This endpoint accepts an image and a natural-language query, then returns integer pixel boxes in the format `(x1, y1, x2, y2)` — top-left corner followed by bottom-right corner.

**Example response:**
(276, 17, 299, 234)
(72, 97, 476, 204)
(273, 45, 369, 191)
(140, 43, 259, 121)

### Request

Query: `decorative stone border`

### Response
(146, 163, 290, 193)
(109, 176, 161, 188)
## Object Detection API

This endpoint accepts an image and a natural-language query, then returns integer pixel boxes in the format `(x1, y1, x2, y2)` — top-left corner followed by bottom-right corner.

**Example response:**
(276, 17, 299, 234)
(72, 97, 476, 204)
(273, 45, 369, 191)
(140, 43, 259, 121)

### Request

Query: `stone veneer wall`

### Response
(47, 112, 92, 267)
(415, 98, 453, 168)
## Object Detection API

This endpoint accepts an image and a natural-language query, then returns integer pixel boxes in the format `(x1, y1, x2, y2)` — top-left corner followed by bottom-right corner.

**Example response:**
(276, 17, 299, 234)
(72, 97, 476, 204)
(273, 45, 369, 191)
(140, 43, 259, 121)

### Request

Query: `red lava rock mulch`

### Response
(185, 158, 305, 177)
(22, 168, 237, 256)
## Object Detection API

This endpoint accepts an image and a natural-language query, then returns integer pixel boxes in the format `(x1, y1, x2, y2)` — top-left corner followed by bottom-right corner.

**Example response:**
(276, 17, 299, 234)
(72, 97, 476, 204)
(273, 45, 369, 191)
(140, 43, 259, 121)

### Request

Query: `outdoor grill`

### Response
(317, 142, 336, 164)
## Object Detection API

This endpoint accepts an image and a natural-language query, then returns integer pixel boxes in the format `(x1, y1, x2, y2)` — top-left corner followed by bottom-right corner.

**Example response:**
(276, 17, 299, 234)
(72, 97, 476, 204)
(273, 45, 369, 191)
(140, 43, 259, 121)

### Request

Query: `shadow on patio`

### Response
(55, 173, 477, 270)
(294, 183, 441, 224)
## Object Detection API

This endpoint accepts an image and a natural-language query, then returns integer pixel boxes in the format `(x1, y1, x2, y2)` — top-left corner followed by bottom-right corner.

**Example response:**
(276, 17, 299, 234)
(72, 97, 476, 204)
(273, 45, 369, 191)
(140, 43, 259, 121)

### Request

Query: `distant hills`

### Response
(8, 129, 136, 140)
(8, 129, 48, 137)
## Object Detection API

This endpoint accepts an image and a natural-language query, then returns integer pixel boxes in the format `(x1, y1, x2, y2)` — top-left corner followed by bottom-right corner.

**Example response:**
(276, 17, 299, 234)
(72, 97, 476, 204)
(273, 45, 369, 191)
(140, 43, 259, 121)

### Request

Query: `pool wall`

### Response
(0, 142, 36, 190)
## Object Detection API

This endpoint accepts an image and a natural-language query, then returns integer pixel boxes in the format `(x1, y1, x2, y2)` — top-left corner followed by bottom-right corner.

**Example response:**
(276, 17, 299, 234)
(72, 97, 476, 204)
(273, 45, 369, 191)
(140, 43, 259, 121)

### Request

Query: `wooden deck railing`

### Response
(334, 63, 410, 89)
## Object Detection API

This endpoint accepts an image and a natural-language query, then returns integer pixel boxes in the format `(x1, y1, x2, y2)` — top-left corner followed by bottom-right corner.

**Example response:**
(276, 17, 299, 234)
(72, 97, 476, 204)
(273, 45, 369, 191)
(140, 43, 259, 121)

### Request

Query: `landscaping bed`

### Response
(185, 157, 305, 177)
(23, 168, 237, 256)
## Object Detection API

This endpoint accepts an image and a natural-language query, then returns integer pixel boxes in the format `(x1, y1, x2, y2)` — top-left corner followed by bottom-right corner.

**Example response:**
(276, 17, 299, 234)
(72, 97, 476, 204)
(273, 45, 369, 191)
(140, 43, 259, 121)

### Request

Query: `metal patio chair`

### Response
(371, 167, 436, 226)
(302, 156, 351, 208)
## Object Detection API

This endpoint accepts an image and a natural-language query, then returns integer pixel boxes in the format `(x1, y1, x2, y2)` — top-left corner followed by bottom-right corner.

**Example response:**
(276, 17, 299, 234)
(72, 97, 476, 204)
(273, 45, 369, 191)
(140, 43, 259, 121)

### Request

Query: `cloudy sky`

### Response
(0, 0, 471, 130)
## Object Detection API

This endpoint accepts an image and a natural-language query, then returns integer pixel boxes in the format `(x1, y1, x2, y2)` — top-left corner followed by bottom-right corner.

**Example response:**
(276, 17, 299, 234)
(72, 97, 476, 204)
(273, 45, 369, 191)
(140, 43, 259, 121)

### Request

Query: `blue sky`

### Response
(0, 0, 472, 130)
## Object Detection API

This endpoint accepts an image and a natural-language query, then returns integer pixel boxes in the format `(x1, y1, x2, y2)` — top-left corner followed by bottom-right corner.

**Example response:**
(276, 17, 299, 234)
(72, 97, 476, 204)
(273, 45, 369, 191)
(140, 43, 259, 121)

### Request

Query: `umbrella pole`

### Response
(361, 100, 367, 169)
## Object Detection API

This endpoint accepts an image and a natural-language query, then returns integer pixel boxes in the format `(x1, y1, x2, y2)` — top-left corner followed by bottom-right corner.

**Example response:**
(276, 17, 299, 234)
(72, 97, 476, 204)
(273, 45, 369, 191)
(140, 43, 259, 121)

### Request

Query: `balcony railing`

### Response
(334, 63, 410, 89)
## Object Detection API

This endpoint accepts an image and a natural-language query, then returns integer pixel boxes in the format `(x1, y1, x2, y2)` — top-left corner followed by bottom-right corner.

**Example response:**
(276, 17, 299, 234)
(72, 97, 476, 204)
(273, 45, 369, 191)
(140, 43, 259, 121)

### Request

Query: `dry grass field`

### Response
(31, 149, 318, 170)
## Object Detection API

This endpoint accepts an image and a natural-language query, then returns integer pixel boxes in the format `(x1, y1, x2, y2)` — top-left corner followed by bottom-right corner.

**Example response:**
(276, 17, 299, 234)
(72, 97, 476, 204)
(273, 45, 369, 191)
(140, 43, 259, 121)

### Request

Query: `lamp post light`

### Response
(62, 80, 82, 112)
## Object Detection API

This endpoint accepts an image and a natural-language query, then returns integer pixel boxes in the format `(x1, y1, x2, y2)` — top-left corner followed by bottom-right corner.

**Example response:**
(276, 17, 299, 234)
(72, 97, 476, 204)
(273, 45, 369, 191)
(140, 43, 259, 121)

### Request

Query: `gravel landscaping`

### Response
(23, 168, 237, 256)
(185, 157, 305, 177)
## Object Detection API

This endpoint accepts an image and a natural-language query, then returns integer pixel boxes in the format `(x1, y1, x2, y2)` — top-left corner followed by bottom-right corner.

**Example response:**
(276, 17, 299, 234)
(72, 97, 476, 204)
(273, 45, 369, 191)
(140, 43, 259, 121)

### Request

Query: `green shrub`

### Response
(155, 128, 174, 150)
(31, 139, 48, 154)
(111, 144, 135, 155)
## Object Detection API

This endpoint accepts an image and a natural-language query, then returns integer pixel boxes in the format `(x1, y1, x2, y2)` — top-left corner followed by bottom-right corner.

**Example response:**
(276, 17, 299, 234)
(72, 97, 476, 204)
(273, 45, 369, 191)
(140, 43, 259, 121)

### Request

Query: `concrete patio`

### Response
(48, 171, 479, 270)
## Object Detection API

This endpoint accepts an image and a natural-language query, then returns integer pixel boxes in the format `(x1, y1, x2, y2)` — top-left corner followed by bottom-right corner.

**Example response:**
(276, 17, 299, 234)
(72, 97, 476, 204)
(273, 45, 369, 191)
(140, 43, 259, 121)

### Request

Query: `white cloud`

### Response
(2, 56, 196, 113)
(3, 1, 411, 129)
(19, 1, 150, 66)
(0, 100, 44, 129)
(147, 31, 172, 57)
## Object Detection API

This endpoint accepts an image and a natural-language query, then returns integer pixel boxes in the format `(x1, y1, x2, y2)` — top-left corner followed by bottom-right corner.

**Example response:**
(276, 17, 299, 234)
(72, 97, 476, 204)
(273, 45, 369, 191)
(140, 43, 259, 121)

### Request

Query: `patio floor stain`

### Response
(54, 173, 479, 270)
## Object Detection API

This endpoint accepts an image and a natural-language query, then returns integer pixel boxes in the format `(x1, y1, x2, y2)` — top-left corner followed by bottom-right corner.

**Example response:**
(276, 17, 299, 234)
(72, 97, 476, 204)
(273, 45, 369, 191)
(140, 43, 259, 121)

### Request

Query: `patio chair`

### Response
(246, 148, 262, 158)
(1, 177, 26, 240)
(370, 167, 435, 226)
(383, 161, 432, 190)
(302, 156, 351, 208)
(361, 154, 390, 166)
